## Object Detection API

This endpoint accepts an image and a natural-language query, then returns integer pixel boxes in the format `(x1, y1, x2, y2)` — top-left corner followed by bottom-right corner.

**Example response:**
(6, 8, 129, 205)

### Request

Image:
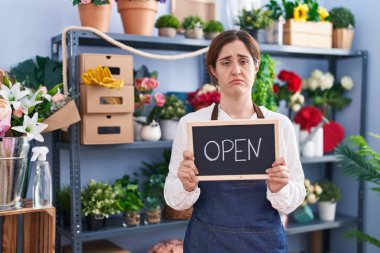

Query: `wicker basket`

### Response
(164, 204, 193, 220)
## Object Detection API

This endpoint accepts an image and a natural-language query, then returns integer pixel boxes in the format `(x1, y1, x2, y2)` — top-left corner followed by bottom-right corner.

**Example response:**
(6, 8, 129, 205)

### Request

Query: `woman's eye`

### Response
(221, 61, 230, 66)
(240, 60, 248, 65)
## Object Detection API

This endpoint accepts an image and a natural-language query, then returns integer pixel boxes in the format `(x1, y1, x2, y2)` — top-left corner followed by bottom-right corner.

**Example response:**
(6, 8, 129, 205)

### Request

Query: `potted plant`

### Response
(336, 133, 380, 248)
(316, 180, 341, 221)
(182, 16, 205, 39)
(117, 0, 167, 35)
(329, 7, 355, 49)
(203, 20, 224, 40)
(264, 0, 284, 44)
(159, 94, 186, 140)
(73, 0, 112, 32)
(56, 185, 71, 227)
(142, 174, 165, 224)
(155, 14, 181, 37)
(81, 180, 119, 230)
(292, 179, 322, 223)
(234, 7, 274, 41)
(114, 175, 144, 226)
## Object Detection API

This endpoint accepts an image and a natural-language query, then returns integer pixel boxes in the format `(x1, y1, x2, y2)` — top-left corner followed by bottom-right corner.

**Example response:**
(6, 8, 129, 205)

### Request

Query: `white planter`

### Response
(158, 27, 177, 37)
(160, 120, 179, 140)
(134, 116, 147, 141)
(185, 28, 203, 39)
(318, 201, 337, 221)
(140, 121, 161, 141)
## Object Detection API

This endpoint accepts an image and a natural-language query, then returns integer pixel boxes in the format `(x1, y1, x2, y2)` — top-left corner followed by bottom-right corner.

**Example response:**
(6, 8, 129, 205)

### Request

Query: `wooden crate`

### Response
(63, 240, 131, 253)
(283, 19, 332, 48)
(0, 200, 56, 253)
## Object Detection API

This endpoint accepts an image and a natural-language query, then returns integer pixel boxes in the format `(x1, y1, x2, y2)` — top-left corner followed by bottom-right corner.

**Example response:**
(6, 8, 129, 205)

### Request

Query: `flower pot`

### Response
(318, 201, 337, 221)
(246, 28, 259, 40)
(140, 121, 161, 141)
(204, 32, 220, 40)
(160, 120, 179, 140)
(144, 208, 161, 224)
(185, 28, 204, 39)
(86, 215, 106, 230)
(333, 28, 354, 50)
(117, 0, 158, 35)
(293, 204, 314, 223)
(78, 3, 112, 32)
(0, 137, 31, 211)
(158, 27, 177, 37)
(125, 211, 141, 226)
(134, 116, 147, 141)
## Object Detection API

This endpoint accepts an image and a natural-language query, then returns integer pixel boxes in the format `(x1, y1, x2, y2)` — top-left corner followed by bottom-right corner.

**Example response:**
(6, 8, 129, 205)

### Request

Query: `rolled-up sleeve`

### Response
(164, 118, 200, 210)
(266, 117, 306, 214)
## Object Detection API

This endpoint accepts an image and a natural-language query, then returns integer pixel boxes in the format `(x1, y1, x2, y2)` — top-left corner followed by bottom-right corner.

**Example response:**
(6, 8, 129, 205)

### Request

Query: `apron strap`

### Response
(211, 103, 265, 120)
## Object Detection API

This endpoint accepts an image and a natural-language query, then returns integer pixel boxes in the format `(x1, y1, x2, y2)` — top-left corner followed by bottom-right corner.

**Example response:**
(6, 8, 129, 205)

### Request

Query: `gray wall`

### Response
(1, 0, 379, 252)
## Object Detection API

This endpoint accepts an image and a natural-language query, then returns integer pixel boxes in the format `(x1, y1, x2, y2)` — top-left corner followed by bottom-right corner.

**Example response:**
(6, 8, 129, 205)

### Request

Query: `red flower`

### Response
(273, 84, 279, 93)
(278, 70, 290, 81)
(287, 75, 302, 92)
(323, 121, 345, 153)
(294, 106, 323, 131)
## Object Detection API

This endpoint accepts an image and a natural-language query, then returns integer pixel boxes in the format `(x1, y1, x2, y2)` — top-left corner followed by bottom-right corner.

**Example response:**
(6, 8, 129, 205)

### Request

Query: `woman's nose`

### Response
(231, 62, 241, 75)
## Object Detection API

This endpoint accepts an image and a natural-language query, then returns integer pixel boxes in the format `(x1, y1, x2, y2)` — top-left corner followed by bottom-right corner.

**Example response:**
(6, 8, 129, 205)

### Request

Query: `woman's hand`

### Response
(177, 151, 199, 192)
(266, 157, 289, 193)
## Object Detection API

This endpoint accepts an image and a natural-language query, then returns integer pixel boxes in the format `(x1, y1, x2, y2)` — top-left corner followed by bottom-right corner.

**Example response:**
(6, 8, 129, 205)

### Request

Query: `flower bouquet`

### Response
(292, 179, 322, 223)
(187, 84, 220, 111)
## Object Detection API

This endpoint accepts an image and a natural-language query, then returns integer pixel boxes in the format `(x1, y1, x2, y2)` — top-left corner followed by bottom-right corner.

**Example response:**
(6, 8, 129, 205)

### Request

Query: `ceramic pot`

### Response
(86, 215, 105, 230)
(160, 120, 179, 140)
(140, 121, 161, 141)
(158, 27, 177, 37)
(318, 201, 337, 221)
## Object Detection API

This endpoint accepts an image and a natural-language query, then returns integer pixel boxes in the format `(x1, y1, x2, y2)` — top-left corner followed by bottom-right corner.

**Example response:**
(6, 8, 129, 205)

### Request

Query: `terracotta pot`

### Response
(333, 28, 354, 50)
(78, 3, 112, 32)
(117, 0, 158, 35)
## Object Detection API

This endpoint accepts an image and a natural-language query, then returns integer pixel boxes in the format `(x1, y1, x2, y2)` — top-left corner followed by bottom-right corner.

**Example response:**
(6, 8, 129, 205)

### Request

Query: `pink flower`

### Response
(52, 93, 65, 103)
(0, 98, 12, 120)
(13, 106, 23, 118)
(145, 78, 158, 90)
(80, 0, 91, 4)
(135, 77, 159, 92)
(0, 113, 11, 137)
(154, 93, 166, 107)
(39, 86, 48, 94)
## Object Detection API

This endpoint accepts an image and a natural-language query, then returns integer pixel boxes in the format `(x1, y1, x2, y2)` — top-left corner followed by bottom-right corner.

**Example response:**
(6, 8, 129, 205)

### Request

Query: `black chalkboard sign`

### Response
(188, 119, 279, 181)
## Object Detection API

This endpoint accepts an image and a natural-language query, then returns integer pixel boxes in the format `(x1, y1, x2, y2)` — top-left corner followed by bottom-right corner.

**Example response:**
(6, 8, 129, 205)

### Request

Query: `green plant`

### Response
(316, 181, 341, 202)
(182, 16, 204, 29)
(203, 20, 224, 33)
(155, 14, 181, 29)
(72, 0, 110, 6)
(335, 133, 380, 248)
(265, 0, 284, 20)
(252, 54, 277, 111)
(329, 7, 355, 29)
(57, 185, 71, 214)
(235, 7, 274, 30)
(114, 175, 144, 212)
(81, 180, 119, 218)
(159, 94, 186, 120)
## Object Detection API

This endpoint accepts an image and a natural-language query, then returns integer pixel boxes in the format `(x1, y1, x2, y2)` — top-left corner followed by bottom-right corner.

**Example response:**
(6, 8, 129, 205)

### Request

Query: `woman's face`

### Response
(210, 40, 258, 99)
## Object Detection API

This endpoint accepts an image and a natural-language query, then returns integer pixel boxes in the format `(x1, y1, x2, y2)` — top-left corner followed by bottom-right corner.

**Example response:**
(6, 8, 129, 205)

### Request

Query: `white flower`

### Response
(304, 179, 311, 187)
(307, 193, 317, 204)
(302, 78, 309, 90)
(20, 95, 43, 115)
(11, 112, 48, 142)
(308, 78, 319, 91)
(291, 104, 301, 112)
(320, 73, 334, 90)
(0, 83, 29, 109)
(315, 184, 322, 195)
(307, 185, 315, 193)
(298, 94, 305, 104)
(311, 69, 323, 79)
(341, 76, 354, 90)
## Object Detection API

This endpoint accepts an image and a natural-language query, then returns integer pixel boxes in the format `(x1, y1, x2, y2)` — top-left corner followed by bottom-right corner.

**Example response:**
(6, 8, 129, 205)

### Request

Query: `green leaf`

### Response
(345, 230, 380, 248)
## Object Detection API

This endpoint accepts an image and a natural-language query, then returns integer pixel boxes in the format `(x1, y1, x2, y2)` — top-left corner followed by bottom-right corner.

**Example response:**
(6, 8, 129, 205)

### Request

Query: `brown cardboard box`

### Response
(80, 85, 134, 114)
(283, 19, 332, 48)
(81, 113, 133, 145)
(63, 240, 131, 253)
(80, 53, 134, 85)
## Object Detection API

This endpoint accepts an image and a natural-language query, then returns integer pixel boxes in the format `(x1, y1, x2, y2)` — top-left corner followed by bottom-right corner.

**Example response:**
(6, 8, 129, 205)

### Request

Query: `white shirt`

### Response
(164, 104, 306, 216)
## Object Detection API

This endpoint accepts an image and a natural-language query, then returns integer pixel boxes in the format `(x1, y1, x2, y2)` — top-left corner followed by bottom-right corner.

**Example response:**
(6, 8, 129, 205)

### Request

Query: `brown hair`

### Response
(206, 30, 260, 85)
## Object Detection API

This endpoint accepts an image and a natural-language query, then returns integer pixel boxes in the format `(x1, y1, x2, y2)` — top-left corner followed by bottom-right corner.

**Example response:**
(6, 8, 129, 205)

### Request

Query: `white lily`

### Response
(20, 92, 43, 115)
(11, 112, 48, 142)
(0, 83, 29, 110)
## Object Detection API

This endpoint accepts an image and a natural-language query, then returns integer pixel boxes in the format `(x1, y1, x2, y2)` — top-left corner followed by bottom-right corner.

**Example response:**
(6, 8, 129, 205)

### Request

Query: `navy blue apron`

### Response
(184, 103, 287, 253)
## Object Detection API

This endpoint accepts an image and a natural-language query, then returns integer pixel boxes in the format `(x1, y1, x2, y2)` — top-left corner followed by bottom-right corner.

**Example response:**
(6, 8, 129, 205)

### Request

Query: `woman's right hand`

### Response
(177, 150, 199, 192)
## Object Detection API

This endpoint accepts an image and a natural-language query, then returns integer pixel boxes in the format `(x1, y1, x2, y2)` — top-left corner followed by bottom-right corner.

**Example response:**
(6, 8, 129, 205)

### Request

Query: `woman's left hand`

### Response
(266, 157, 289, 193)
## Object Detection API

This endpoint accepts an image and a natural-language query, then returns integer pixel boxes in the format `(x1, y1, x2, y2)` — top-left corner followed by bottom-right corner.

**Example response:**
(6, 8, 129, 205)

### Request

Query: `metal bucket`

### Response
(0, 137, 30, 211)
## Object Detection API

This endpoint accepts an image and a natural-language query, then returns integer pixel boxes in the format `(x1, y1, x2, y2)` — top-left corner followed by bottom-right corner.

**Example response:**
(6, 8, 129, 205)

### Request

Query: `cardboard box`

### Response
(63, 240, 131, 253)
(80, 53, 134, 85)
(81, 113, 133, 145)
(80, 85, 134, 114)
(283, 19, 332, 48)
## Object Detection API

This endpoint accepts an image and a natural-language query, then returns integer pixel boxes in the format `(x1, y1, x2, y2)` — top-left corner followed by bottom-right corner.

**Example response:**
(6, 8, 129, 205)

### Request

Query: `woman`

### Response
(164, 30, 305, 253)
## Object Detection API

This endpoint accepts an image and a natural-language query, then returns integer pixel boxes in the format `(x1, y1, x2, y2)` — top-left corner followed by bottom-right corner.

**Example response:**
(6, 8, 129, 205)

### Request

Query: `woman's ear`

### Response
(209, 65, 216, 78)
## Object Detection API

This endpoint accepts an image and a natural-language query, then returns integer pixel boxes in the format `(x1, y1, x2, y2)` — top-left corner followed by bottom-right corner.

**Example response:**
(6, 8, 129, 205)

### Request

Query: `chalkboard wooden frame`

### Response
(188, 119, 279, 181)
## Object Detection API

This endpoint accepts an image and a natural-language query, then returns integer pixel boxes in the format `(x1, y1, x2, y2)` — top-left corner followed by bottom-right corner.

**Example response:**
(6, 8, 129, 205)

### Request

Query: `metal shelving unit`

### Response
(51, 30, 368, 253)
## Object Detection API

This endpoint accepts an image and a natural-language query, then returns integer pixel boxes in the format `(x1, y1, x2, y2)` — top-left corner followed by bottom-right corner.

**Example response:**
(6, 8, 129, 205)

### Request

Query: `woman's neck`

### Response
(219, 95, 255, 119)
